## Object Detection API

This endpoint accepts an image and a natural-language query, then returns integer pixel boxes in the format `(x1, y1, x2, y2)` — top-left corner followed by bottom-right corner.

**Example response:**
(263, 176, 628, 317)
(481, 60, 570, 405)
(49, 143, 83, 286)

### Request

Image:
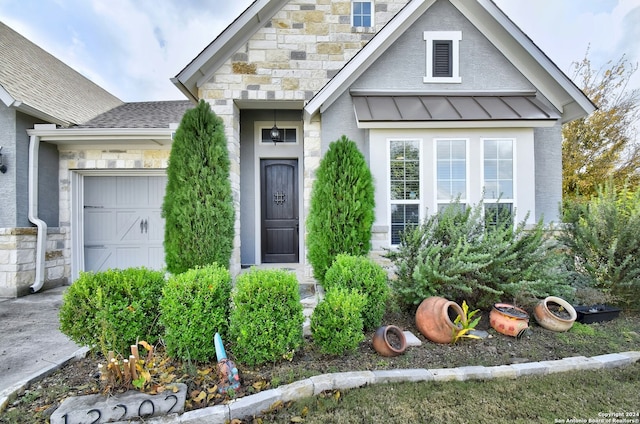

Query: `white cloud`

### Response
(2, 0, 638, 102)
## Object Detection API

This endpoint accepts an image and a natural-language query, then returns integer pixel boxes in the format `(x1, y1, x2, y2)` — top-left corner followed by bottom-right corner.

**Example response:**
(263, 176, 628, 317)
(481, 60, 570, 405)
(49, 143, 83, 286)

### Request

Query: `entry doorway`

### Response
(260, 159, 299, 263)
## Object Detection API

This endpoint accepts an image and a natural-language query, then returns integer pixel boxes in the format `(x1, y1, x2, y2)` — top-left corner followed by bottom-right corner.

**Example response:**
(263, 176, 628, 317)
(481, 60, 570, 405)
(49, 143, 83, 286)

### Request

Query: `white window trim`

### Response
(388, 138, 422, 246)
(423, 31, 462, 83)
(481, 137, 516, 204)
(352, 0, 374, 28)
(255, 121, 301, 145)
(433, 138, 469, 208)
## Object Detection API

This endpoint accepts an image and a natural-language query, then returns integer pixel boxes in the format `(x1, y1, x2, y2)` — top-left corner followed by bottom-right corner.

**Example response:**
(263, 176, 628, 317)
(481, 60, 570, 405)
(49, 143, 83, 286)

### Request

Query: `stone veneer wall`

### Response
(201, 1, 410, 276)
(0, 227, 66, 298)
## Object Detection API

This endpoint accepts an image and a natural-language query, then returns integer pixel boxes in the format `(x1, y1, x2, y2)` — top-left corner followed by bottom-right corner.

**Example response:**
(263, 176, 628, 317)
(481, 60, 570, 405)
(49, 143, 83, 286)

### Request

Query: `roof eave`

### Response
(304, 0, 436, 122)
(356, 119, 559, 129)
(27, 126, 174, 142)
(10, 100, 71, 126)
(472, 0, 596, 121)
(173, 0, 288, 101)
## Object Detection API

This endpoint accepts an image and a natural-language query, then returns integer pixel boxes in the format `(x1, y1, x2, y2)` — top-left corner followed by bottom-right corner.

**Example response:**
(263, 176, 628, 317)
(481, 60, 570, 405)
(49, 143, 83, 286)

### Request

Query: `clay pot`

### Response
(533, 296, 577, 332)
(372, 325, 407, 357)
(415, 296, 466, 344)
(490, 303, 529, 337)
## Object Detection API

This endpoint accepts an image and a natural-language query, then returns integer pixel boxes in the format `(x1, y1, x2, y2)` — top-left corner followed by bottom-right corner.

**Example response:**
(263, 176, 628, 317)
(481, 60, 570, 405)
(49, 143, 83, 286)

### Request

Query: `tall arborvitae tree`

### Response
(162, 100, 235, 274)
(307, 135, 375, 282)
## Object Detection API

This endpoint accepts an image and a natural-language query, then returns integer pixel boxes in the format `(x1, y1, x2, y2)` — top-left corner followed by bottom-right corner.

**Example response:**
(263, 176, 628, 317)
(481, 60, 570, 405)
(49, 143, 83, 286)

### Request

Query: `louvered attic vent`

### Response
(433, 40, 453, 77)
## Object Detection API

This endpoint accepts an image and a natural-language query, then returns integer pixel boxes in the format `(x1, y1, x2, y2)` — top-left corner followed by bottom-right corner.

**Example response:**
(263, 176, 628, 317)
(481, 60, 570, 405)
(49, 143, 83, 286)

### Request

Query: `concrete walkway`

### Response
(0, 286, 88, 410)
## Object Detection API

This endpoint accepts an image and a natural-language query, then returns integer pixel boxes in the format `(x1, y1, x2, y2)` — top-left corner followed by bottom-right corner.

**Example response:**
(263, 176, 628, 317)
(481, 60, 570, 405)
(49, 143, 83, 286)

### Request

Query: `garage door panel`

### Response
(116, 247, 148, 269)
(117, 177, 150, 206)
(147, 210, 164, 242)
(84, 175, 166, 272)
(85, 247, 115, 272)
(85, 177, 116, 206)
(84, 210, 116, 243)
(116, 210, 146, 242)
(149, 247, 165, 270)
(149, 177, 167, 205)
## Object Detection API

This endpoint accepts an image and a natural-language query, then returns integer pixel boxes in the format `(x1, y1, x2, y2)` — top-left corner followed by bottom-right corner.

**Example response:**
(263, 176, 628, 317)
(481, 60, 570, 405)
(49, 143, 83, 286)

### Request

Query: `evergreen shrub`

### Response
(59, 268, 166, 356)
(159, 264, 232, 362)
(561, 182, 640, 309)
(229, 269, 304, 366)
(311, 287, 366, 355)
(324, 254, 389, 330)
(306, 135, 375, 281)
(386, 200, 572, 309)
(162, 99, 235, 273)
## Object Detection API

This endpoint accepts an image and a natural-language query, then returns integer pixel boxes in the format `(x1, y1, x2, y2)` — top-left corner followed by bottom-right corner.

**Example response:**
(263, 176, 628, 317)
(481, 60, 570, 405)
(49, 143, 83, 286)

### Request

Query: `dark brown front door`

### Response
(261, 159, 299, 263)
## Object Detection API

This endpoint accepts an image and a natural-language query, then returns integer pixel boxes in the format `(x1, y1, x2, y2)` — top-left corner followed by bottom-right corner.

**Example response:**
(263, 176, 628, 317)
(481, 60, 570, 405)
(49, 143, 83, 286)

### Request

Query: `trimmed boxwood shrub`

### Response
(306, 135, 375, 282)
(323, 254, 389, 330)
(159, 264, 232, 362)
(229, 269, 304, 366)
(59, 267, 166, 356)
(311, 287, 366, 355)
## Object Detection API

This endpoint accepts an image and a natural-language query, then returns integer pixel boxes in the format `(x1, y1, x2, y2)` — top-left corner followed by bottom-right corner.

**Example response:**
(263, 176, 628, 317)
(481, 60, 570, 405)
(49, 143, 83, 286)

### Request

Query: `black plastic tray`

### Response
(574, 305, 621, 324)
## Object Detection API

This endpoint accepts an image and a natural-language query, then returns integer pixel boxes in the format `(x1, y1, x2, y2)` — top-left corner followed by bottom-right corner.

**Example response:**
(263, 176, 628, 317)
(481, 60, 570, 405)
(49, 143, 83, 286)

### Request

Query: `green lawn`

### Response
(259, 363, 640, 424)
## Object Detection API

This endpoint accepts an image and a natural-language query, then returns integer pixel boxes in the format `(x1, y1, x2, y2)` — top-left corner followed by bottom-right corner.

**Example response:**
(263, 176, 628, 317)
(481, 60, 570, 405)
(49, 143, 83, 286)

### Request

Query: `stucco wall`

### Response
(0, 105, 17, 228)
(353, 0, 535, 92)
(534, 123, 563, 222)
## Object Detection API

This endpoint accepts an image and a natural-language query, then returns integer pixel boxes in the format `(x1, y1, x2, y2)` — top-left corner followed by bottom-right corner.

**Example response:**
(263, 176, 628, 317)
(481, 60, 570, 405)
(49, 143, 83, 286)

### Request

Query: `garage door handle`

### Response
(140, 220, 144, 233)
(143, 219, 148, 233)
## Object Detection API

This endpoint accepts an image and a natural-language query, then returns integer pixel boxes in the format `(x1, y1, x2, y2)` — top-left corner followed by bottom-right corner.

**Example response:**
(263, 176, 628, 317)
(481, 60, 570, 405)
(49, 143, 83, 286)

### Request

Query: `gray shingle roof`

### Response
(75, 100, 194, 128)
(0, 21, 123, 126)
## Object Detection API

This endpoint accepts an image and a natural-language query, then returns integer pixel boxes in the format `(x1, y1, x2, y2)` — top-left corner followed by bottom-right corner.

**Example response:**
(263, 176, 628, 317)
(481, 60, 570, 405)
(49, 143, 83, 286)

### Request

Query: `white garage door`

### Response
(83, 176, 166, 272)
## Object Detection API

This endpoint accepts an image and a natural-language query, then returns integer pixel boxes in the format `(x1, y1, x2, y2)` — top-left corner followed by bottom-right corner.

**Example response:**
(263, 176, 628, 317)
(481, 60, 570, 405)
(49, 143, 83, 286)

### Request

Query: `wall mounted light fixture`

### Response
(0, 147, 7, 174)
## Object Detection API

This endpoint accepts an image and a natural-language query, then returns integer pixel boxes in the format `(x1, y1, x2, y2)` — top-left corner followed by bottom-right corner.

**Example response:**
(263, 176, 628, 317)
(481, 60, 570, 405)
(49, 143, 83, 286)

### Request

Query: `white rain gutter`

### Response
(28, 133, 47, 293)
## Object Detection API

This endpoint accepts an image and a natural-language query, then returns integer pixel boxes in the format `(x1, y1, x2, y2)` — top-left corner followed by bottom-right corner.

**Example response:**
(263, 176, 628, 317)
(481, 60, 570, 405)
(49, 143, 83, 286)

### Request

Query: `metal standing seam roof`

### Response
(351, 92, 561, 123)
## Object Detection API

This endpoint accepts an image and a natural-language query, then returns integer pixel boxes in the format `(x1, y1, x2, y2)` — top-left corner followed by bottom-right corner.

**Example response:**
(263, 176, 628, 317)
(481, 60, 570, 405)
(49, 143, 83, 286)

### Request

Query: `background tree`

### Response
(562, 52, 640, 202)
(162, 100, 235, 274)
(307, 135, 375, 282)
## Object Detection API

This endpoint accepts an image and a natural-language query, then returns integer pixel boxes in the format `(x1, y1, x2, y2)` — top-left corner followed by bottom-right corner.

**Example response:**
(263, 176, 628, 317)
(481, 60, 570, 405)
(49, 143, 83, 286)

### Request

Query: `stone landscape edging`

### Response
(130, 351, 640, 424)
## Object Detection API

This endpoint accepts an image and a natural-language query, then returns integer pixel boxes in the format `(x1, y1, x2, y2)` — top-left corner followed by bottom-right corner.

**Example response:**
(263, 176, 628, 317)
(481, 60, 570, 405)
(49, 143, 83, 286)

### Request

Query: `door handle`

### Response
(143, 219, 148, 234)
(140, 220, 144, 234)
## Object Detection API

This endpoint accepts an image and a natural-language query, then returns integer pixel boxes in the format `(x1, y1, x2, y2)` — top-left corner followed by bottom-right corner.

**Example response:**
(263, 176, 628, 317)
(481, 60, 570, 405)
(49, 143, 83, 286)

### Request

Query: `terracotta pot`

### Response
(533, 296, 577, 332)
(415, 296, 466, 344)
(372, 325, 407, 357)
(489, 303, 529, 337)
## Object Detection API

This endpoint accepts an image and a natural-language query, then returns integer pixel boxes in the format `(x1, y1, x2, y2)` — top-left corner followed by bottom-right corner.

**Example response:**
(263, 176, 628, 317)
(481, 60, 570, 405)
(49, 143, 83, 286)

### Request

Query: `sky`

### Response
(0, 0, 639, 103)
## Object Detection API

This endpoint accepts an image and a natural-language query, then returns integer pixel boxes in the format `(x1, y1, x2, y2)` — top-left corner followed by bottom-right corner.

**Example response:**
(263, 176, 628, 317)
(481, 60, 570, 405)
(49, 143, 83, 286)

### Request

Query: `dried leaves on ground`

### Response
(1, 308, 639, 424)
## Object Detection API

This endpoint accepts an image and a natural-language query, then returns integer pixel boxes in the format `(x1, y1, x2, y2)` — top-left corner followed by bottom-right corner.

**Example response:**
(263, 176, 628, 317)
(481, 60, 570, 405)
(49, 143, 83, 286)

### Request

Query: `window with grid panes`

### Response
(483, 139, 514, 227)
(389, 140, 420, 245)
(437, 139, 466, 211)
(352, 1, 373, 27)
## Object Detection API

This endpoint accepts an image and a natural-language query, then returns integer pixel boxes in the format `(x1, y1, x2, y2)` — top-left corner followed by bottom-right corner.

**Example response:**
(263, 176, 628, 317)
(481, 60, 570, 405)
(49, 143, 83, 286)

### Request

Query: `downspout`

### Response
(28, 134, 47, 293)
